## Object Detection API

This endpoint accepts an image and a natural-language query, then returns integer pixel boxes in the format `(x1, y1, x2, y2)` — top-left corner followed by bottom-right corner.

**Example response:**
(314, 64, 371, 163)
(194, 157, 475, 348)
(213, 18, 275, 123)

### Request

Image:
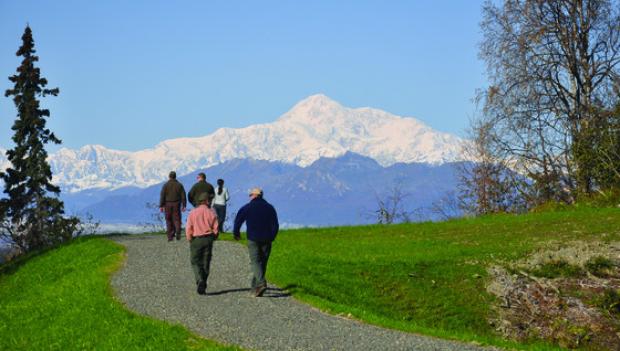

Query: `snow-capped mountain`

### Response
(2, 95, 466, 192)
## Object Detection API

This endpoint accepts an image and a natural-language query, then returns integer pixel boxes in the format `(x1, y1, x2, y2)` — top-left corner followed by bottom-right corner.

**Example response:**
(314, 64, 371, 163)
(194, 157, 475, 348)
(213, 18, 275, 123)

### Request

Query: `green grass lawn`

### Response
(266, 207, 620, 350)
(0, 237, 241, 351)
(2, 207, 617, 350)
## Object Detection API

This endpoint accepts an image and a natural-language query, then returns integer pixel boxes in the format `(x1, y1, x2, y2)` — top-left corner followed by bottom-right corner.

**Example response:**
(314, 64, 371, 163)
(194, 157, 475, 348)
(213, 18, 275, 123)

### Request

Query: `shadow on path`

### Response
(262, 287, 292, 298)
(206, 288, 250, 296)
(206, 287, 292, 298)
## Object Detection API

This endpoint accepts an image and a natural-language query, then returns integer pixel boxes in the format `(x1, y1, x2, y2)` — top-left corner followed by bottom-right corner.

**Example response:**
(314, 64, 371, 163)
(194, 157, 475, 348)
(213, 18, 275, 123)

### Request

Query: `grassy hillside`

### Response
(266, 207, 620, 350)
(2, 207, 617, 350)
(0, 237, 240, 351)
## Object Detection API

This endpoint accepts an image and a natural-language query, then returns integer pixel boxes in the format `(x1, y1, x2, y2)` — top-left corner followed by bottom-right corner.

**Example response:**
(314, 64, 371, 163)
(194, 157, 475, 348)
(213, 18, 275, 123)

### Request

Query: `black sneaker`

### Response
(197, 282, 206, 295)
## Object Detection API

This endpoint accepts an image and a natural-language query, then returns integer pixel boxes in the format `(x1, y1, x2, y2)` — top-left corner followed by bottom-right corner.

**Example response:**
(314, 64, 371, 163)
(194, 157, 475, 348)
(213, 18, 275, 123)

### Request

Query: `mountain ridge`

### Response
(1, 94, 466, 192)
(72, 152, 464, 227)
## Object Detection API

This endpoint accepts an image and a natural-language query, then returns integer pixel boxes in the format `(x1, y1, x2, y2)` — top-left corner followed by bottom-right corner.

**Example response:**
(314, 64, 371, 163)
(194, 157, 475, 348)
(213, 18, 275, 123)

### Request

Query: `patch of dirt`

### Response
(487, 241, 620, 350)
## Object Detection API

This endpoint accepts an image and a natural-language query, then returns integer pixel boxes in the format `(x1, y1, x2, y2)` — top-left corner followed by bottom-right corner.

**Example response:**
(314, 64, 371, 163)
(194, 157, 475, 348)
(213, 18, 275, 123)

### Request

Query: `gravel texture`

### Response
(111, 235, 494, 351)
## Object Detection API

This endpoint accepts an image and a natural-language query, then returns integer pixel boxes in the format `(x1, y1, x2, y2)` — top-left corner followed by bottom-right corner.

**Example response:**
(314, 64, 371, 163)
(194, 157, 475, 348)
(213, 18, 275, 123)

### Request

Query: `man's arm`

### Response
(187, 185, 195, 207)
(180, 184, 187, 210)
(272, 206, 279, 236)
(207, 184, 215, 203)
(159, 183, 166, 209)
(233, 205, 247, 240)
(185, 212, 194, 241)
(212, 212, 219, 236)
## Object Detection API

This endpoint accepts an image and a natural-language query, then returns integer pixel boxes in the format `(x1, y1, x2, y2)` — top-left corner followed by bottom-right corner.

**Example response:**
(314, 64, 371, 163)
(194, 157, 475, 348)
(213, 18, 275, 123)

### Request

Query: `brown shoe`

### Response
(255, 285, 267, 297)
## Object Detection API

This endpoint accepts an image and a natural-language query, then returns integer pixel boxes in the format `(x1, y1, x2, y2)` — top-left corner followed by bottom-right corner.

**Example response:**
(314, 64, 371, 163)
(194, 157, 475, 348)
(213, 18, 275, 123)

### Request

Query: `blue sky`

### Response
(0, 0, 487, 151)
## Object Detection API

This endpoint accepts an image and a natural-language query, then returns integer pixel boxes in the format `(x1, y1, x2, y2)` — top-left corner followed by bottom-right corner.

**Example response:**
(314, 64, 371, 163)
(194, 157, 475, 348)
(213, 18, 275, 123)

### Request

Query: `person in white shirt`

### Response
(213, 178, 230, 233)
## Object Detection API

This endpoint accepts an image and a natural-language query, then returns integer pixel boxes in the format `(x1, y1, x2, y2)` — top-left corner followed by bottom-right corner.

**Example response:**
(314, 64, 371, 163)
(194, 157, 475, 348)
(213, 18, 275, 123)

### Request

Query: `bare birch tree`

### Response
(478, 0, 620, 202)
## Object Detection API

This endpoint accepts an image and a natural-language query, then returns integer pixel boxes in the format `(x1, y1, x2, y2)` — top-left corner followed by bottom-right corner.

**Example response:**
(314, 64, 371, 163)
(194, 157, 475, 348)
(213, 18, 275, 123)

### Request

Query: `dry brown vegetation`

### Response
(487, 241, 620, 349)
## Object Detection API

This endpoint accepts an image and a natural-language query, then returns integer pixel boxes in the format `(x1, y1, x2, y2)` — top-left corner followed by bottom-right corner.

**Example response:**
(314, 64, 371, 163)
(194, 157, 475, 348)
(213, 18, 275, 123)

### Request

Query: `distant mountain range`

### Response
(1, 94, 465, 193)
(61, 152, 465, 228)
(0, 94, 468, 227)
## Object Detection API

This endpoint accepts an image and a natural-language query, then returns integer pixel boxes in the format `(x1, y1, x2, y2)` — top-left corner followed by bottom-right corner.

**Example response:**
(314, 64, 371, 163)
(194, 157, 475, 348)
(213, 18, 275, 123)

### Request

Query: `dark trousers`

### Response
(189, 235, 216, 285)
(247, 240, 272, 289)
(164, 201, 182, 240)
(213, 204, 226, 233)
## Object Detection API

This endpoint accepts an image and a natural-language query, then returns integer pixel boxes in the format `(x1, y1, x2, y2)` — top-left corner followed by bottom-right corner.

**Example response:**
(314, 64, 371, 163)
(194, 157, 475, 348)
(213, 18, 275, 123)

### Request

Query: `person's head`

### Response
(197, 192, 209, 206)
(196, 172, 206, 182)
(249, 187, 263, 200)
(169, 171, 176, 180)
(217, 178, 224, 195)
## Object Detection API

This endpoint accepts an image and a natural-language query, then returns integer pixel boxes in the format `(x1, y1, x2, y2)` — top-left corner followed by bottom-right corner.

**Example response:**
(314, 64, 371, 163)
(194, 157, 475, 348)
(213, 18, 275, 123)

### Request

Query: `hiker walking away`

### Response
(186, 192, 219, 295)
(159, 171, 187, 241)
(188, 172, 215, 208)
(233, 188, 279, 297)
(213, 178, 230, 233)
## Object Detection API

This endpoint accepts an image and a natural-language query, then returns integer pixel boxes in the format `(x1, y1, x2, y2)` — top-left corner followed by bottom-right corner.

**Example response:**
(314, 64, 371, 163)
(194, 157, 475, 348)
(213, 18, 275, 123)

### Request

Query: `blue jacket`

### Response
(233, 197, 279, 242)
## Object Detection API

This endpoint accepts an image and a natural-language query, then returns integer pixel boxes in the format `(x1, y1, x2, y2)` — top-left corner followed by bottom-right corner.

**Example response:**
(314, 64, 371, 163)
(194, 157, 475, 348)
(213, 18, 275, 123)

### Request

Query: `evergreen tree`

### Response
(0, 26, 78, 252)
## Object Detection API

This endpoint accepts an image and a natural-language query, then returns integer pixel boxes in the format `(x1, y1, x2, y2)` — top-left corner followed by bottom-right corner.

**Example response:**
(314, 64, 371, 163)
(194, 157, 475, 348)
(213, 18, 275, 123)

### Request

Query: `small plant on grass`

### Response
(74, 212, 101, 237)
(585, 256, 616, 277)
(530, 260, 585, 279)
(596, 289, 620, 315)
(371, 182, 413, 224)
(550, 319, 592, 349)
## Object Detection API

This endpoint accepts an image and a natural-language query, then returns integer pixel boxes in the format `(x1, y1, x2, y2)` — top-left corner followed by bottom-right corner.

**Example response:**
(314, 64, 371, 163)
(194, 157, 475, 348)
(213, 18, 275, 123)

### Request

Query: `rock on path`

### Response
(110, 235, 493, 351)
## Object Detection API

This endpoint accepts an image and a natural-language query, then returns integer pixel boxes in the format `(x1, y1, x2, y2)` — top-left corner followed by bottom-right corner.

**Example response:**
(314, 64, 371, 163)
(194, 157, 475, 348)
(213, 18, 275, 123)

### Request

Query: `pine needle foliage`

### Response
(0, 26, 78, 252)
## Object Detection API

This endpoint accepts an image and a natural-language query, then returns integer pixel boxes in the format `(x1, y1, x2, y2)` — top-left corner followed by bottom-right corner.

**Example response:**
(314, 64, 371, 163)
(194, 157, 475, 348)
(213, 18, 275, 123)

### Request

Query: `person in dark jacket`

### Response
(188, 172, 215, 208)
(159, 171, 187, 241)
(233, 187, 279, 297)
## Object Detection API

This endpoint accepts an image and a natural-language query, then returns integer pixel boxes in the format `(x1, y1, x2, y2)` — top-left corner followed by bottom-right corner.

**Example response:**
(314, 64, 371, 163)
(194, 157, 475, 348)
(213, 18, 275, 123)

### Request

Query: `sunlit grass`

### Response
(0, 237, 241, 351)
(267, 207, 620, 350)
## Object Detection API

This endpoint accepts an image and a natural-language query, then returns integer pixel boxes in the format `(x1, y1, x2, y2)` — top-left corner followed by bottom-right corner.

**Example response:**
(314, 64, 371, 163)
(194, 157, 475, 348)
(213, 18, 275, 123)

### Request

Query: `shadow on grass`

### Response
(281, 284, 299, 291)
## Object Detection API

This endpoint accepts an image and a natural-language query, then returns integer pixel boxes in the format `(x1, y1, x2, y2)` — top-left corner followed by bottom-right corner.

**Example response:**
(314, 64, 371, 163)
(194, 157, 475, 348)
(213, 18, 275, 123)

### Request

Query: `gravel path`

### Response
(110, 235, 494, 351)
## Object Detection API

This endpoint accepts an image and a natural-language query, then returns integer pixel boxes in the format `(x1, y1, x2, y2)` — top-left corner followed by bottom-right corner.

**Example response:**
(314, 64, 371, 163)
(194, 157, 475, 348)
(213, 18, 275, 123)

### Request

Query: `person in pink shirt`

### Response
(186, 192, 219, 295)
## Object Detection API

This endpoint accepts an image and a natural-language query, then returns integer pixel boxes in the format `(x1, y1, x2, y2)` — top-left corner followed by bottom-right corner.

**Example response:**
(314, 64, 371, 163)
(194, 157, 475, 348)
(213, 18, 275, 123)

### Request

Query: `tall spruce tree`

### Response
(0, 26, 78, 252)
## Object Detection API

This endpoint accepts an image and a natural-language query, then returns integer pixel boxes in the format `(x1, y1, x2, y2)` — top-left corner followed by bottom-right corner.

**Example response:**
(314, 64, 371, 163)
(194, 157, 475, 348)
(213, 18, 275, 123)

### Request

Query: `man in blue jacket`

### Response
(233, 187, 279, 297)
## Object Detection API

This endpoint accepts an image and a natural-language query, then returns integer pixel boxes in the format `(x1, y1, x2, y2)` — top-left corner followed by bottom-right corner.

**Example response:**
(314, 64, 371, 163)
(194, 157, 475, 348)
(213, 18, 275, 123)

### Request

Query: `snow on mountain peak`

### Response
(26, 95, 466, 192)
(289, 94, 344, 114)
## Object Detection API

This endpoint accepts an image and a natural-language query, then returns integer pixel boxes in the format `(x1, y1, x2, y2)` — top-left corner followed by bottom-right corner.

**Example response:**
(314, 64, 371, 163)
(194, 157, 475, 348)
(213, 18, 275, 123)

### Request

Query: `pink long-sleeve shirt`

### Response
(185, 205, 219, 241)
